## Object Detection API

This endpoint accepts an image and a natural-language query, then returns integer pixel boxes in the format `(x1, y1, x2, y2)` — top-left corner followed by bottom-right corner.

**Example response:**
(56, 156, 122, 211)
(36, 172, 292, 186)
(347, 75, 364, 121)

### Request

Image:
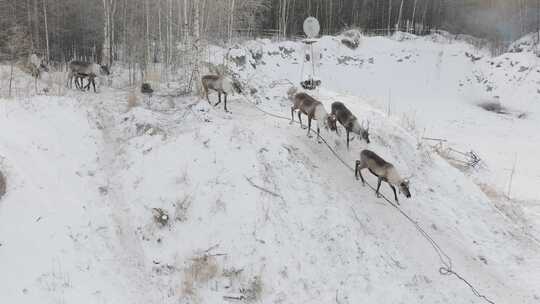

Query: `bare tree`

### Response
(42, 0, 50, 61)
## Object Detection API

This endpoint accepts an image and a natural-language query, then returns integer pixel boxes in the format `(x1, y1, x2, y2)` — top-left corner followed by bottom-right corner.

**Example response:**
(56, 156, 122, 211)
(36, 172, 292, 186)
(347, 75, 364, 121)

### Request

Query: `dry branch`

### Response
(244, 176, 282, 198)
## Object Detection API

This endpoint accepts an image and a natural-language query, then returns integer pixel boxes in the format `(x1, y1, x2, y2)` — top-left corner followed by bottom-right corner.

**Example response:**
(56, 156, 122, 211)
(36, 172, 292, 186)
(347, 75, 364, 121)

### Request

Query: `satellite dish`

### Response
(303, 17, 320, 38)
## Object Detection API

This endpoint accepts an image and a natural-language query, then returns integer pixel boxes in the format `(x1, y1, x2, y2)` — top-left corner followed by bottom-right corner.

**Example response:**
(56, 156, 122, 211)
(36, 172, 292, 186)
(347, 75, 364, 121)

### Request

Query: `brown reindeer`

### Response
(290, 92, 337, 141)
(331, 101, 370, 149)
(67, 61, 110, 92)
(355, 149, 411, 204)
(201, 75, 242, 112)
(27, 54, 49, 92)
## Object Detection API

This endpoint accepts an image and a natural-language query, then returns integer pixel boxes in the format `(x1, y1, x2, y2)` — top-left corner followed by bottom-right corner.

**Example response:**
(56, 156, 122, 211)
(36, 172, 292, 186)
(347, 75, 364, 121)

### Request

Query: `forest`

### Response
(1, 0, 539, 65)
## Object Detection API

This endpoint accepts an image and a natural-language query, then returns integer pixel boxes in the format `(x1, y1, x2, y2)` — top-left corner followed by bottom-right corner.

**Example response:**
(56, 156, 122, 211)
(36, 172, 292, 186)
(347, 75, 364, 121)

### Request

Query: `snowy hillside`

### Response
(224, 31, 540, 239)
(1, 32, 540, 304)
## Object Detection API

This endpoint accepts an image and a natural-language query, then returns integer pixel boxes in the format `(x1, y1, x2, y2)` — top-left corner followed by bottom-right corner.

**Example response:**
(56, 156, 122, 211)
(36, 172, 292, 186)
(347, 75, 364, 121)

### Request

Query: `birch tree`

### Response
(102, 0, 116, 66)
(192, 0, 202, 95)
(43, 0, 50, 61)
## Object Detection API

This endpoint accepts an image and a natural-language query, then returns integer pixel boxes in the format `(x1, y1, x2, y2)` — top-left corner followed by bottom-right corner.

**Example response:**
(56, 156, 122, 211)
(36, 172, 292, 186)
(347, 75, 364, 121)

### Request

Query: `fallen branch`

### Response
(223, 294, 245, 302)
(244, 176, 282, 198)
(421, 137, 448, 142)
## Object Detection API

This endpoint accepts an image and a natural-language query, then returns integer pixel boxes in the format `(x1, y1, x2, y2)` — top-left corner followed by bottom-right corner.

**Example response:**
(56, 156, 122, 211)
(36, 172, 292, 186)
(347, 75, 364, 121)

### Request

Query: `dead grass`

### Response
(477, 183, 503, 201)
(0, 170, 6, 200)
(127, 91, 139, 110)
(181, 255, 219, 297)
(174, 196, 191, 222)
(241, 275, 263, 302)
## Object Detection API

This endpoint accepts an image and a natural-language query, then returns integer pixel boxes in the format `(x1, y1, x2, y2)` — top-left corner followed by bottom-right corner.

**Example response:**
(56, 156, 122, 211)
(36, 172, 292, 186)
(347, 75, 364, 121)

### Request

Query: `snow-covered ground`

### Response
(228, 32, 540, 239)
(1, 32, 539, 303)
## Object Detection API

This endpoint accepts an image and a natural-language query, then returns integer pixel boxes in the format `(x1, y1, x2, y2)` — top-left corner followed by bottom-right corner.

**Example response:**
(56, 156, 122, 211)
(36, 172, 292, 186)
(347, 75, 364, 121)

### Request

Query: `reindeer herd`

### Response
(201, 73, 411, 204)
(24, 54, 110, 93)
(287, 86, 411, 204)
(25, 53, 410, 203)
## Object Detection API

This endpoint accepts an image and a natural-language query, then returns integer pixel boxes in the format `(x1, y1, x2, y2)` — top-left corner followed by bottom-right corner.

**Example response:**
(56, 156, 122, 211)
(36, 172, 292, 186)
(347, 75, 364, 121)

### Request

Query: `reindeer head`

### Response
(399, 179, 411, 198)
(232, 79, 243, 94)
(327, 114, 338, 131)
(361, 120, 371, 144)
(39, 61, 49, 73)
(286, 86, 298, 101)
(100, 65, 111, 76)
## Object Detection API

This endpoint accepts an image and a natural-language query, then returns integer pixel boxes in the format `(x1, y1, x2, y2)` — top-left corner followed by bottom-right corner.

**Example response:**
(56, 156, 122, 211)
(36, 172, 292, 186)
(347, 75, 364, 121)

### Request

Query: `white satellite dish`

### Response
(303, 17, 320, 38)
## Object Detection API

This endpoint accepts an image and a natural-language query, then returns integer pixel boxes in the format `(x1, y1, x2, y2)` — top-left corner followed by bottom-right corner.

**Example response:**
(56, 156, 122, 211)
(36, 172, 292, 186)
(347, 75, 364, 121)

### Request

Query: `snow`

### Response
(1, 32, 540, 304)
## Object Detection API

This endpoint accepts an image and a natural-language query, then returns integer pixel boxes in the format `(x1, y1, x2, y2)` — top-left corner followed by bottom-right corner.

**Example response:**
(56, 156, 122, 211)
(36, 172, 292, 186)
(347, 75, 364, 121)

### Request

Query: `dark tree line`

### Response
(1, 0, 539, 64)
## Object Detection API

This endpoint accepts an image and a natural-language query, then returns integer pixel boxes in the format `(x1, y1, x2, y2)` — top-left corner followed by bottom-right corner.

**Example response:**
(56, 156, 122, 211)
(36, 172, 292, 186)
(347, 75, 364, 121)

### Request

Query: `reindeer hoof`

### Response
(376, 193, 381, 198)
(301, 126, 308, 130)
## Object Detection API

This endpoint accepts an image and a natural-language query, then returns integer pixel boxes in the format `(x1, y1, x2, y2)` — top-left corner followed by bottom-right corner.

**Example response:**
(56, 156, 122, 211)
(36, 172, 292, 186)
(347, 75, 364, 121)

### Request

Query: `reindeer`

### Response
(27, 54, 49, 92)
(201, 75, 242, 112)
(331, 101, 370, 149)
(290, 92, 337, 141)
(67, 61, 110, 92)
(29, 54, 49, 77)
(355, 149, 411, 204)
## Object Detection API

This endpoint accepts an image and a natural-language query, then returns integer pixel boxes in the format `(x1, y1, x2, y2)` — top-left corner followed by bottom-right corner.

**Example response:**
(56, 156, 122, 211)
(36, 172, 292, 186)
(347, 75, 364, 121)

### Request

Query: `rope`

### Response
(242, 97, 497, 304)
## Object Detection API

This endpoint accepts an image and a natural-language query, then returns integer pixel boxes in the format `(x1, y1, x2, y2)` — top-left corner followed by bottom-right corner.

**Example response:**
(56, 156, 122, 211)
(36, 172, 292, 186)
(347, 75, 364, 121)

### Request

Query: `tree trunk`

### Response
(8, 61, 14, 97)
(537, 0, 540, 45)
(192, 0, 201, 95)
(102, 0, 115, 66)
(411, 0, 418, 33)
(146, 0, 151, 65)
(387, 0, 392, 36)
(396, 0, 404, 31)
(34, 0, 41, 53)
(229, 0, 235, 44)
(26, 0, 34, 51)
(158, 1, 163, 63)
(43, 0, 50, 61)
(183, 0, 188, 41)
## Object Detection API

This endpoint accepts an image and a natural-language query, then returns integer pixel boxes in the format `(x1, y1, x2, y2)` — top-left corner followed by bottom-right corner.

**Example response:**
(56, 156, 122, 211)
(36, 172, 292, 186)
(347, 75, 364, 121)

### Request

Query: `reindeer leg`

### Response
(390, 185, 399, 204)
(92, 78, 96, 93)
(79, 78, 86, 91)
(317, 125, 322, 143)
(307, 117, 312, 137)
(67, 73, 72, 88)
(224, 93, 229, 112)
(290, 107, 295, 124)
(355, 161, 366, 186)
(299, 112, 305, 129)
(376, 178, 382, 198)
(347, 130, 350, 150)
(215, 92, 222, 107)
(205, 88, 211, 104)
